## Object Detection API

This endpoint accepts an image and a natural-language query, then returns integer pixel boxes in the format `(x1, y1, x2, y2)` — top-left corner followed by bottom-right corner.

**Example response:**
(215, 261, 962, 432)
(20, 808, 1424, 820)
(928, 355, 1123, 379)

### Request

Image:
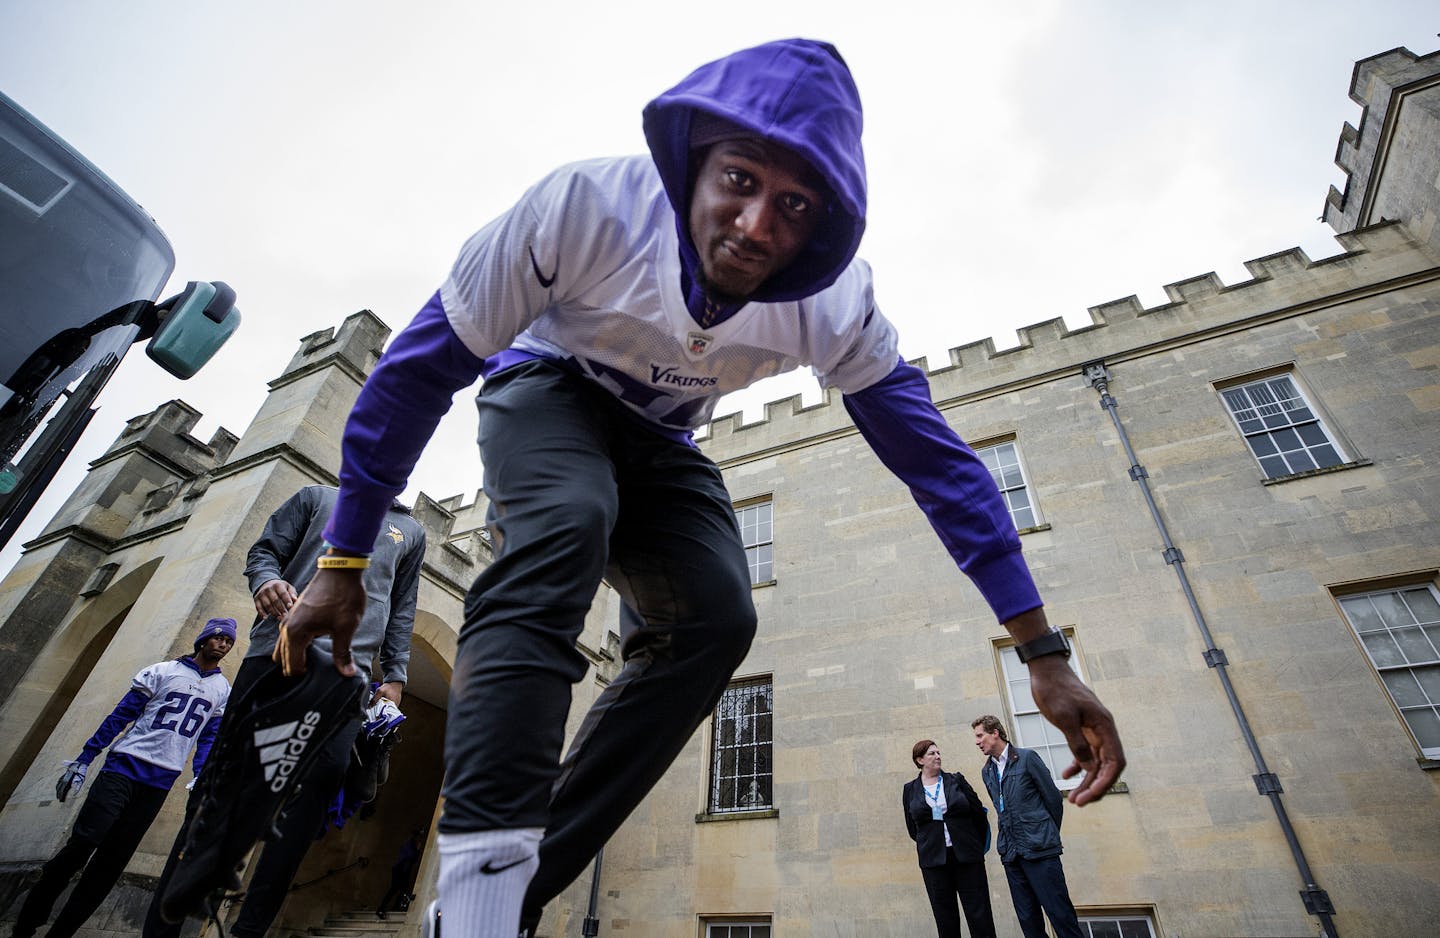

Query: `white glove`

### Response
(56, 761, 87, 803)
(363, 698, 405, 738)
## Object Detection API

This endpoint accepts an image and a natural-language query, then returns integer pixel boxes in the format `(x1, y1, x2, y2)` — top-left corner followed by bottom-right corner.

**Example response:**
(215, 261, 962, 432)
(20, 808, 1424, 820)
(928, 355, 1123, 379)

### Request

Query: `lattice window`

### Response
(704, 920, 771, 937)
(1338, 584, 1440, 759)
(1220, 374, 1344, 479)
(735, 500, 773, 585)
(1077, 913, 1157, 938)
(977, 440, 1039, 530)
(709, 678, 773, 813)
(999, 635, 1085, 789)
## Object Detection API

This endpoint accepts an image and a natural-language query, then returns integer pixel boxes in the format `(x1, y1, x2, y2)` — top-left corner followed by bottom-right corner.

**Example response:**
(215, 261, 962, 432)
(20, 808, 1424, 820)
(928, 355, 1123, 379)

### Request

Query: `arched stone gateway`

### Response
(0, 557, 163, 809)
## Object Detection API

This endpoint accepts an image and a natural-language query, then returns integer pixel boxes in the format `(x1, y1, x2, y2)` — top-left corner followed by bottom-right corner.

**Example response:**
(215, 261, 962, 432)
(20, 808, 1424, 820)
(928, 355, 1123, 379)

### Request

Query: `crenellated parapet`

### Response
(1324, 45, 1440, 255)
(269, 310, 390, 391)
(702, 220, 1435, 459)
(21, 400, 239, 552)
(410, 489, 492, 593)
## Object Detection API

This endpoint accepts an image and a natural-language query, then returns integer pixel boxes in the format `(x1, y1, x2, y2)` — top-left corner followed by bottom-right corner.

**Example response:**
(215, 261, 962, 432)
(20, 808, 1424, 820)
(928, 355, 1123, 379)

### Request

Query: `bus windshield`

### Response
(1, 92, 175, 451)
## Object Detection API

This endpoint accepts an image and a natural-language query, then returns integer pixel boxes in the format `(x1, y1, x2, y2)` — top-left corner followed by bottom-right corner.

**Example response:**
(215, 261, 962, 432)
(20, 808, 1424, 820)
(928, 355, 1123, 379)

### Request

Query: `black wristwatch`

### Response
(1014, 629, 1071, 663)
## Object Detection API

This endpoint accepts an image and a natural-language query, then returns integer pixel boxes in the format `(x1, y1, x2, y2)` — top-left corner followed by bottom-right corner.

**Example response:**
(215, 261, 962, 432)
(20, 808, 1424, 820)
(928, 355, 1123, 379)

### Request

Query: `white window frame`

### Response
(976, 439, 1040, 531)
(734, 499, 774, 586)
(999, 633, 1085, 790)
(1336, 583, 1440, 759)
(1218, 372, 1347, 479)
(708, 677, 774, 814)
(702, 918, 772, 938)
(1077, 911, 1159, 938)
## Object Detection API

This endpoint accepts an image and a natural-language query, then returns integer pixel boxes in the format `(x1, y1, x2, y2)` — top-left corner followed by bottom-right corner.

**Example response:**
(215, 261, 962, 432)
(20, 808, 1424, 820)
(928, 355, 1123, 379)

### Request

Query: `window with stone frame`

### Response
(703, 919, 771, 938)
(998, 632, 1086, 789)
(1077, 912, 1158, 937)
(708, 677, 773, 814)
(1218, 372, 1346, 479)
(735, 499, 774, 585)
(976, 439, 1040, 531)
(1336, 583, 1440, 759)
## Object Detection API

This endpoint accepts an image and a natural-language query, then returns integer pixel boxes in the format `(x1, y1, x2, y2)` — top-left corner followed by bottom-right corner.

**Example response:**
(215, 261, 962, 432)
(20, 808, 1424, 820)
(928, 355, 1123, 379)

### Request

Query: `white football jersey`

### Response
(109, 659, 230, 773)
(441, 155, 900, 431)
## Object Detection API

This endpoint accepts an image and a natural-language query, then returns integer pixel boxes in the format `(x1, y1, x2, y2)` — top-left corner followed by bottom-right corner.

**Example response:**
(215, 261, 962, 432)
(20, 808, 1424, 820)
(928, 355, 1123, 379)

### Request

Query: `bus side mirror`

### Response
(145, 281, 240, 379)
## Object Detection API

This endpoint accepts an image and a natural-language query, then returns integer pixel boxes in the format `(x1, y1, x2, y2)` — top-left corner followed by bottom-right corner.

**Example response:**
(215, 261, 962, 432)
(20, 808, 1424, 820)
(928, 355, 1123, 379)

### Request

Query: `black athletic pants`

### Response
(920, 849, 996, 938)
(141, 656, 360, 938)
(13, 770, 168, 938)
(437, 362, 757, 922)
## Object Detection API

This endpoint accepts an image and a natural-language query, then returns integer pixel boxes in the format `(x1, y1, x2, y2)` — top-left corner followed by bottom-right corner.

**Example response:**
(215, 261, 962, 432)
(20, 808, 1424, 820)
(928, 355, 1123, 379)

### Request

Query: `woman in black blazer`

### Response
(903, 739, 996, 938)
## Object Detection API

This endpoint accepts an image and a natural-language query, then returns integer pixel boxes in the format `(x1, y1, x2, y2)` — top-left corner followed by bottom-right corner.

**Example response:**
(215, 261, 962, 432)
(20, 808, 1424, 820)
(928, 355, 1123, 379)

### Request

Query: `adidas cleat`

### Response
(159, 645, 365, 923)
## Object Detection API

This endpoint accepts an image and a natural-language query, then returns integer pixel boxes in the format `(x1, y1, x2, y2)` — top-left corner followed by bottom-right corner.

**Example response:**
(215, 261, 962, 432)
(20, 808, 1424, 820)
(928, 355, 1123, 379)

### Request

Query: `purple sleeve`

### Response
(191, 710, 223, 776)
(843, 358, 1043, 622)
(78, 688, 150, 764)
(324, 291, 486, 553)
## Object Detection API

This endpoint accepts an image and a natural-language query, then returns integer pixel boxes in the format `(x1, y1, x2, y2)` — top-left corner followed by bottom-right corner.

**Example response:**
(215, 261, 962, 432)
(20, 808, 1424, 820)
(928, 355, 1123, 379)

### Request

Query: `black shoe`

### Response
(347, 726, 397, 806)
(158, 646, 365, 923)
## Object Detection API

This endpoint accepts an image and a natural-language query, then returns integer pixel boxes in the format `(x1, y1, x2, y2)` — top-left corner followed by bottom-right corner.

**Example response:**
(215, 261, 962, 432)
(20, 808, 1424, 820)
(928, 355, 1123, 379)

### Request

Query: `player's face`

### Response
(688, 137, 826, 301)
(202, 634, 234, 660)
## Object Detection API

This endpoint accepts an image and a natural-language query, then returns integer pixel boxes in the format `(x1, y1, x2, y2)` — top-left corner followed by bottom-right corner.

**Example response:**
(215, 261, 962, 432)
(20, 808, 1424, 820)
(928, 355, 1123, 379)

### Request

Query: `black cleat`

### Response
(159, 645, 365, 922)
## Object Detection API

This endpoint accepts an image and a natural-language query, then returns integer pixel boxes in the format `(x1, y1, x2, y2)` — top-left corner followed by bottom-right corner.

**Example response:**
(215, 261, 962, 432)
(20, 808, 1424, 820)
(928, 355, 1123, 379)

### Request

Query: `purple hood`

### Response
(643, 38, 867, 303)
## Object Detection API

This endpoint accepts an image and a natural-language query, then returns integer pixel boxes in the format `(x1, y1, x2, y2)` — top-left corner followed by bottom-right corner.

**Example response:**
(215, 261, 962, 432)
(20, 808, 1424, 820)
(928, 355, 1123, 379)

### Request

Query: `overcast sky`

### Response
(1, 1, 1435, 577)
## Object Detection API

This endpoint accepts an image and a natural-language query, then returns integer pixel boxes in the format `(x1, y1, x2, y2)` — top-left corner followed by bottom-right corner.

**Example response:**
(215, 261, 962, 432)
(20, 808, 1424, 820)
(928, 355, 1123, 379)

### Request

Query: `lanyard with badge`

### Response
(924, 779, 944, 820)
(995, 761, 1005, 812)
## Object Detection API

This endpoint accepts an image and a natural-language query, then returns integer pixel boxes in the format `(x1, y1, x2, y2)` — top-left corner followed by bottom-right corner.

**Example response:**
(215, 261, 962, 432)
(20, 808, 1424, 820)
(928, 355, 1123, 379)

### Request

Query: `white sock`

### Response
(437, 828, 543, 938)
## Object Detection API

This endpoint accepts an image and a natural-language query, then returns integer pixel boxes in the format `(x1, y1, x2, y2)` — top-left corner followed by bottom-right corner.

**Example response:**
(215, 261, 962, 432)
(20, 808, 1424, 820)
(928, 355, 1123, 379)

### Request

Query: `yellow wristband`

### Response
(317, 555, 370, 570)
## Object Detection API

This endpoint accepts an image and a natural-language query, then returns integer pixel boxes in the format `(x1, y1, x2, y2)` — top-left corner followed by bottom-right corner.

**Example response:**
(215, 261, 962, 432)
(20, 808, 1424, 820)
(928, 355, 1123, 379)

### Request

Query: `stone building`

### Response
(0, 315, 624, 937)
(2, 43, 1439, 938)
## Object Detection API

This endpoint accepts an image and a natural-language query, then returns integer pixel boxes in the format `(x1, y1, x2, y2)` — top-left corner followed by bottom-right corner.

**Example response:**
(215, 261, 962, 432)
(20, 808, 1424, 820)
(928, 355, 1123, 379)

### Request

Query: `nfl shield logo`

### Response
(687, 332, 713, 355)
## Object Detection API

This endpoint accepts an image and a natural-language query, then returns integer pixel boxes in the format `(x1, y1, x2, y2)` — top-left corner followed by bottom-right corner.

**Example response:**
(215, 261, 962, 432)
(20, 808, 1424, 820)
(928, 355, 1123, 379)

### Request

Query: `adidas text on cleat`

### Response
(254, 711, 325, 792)
(159, 645, 364, 923)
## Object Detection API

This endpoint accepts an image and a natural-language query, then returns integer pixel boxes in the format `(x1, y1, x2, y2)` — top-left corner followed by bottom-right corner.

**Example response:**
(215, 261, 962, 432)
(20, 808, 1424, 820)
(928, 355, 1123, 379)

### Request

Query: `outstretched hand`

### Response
(1027, 655, 1126, 805)
(272, 568, 367, 678)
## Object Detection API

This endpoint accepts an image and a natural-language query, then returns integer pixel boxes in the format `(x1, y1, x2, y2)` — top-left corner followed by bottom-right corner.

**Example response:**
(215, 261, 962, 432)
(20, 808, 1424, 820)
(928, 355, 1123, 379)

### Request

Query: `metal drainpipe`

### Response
(1083, 362, 1338, 938)
(582, 847, 603, 936)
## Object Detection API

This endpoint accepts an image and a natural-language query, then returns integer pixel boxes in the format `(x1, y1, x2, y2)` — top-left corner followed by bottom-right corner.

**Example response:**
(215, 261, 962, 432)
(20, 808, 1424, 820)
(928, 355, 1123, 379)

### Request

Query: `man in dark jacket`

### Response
(276, 40, 1125, 937)
(142, 484, 425, 938)
(972, 715, 1082, 938)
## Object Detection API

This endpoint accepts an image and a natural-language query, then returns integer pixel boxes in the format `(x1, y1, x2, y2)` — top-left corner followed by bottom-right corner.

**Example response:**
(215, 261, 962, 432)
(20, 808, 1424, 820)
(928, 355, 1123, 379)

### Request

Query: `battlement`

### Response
(269, 309, 391, 391)
(702, 220, 1433, 456)
(96, 400, 238, 476)
(1324, 45, 1440, 244)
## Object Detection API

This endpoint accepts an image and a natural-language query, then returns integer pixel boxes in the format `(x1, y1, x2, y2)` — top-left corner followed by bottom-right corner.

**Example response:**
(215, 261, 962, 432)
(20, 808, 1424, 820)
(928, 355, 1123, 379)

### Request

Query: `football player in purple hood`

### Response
(274, 39, 1125, 936)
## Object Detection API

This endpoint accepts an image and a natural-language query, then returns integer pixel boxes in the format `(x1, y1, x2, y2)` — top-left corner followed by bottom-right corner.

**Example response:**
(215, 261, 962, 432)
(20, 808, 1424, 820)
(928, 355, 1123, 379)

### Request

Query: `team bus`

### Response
(0, 91, 239, 548)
